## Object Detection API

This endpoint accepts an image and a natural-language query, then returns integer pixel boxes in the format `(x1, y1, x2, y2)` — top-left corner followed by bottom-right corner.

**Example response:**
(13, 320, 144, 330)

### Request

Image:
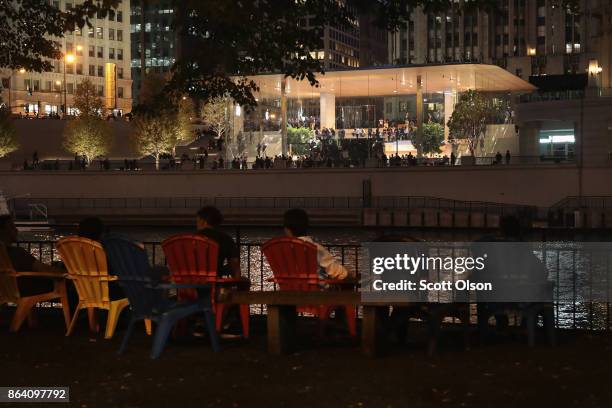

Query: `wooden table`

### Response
(219, 291, 399, 357)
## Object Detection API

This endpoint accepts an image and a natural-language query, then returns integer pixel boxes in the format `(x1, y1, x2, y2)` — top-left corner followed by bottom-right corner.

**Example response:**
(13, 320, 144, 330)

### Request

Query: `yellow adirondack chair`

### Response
(56, 236, 129, 339)
(0, 244, 71, 332)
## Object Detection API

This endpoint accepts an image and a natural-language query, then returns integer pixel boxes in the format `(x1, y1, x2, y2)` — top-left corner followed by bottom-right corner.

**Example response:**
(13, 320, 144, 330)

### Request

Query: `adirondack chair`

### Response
(0, 244, 71, 332)
(103, 235, 219, 359)
(56, 236, 129, 339)
(162, 233, 250, 338)
(262, 237, 357, 336)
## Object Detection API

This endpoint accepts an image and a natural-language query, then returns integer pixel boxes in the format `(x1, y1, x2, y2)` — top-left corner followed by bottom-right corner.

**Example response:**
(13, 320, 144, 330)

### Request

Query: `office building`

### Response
(129, 0, 177, 103)
(1, 0, 132, 116)
(388, 0, 611, 86)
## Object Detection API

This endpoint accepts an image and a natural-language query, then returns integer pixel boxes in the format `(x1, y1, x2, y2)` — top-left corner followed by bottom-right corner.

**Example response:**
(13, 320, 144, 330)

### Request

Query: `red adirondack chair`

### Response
(161, 233, 249, 338)
(262, 237, 356, 336)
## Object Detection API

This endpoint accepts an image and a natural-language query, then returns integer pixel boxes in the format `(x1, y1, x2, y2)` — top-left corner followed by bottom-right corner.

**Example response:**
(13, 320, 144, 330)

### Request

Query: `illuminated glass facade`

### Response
(130, 0, 176, 103)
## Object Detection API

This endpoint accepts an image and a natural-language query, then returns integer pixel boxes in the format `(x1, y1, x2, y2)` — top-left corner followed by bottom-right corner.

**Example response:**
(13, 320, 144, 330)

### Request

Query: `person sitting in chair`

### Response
(0, 215, 63, 296)
(196, 206, 241, 279)
(283, 208, 348, 281)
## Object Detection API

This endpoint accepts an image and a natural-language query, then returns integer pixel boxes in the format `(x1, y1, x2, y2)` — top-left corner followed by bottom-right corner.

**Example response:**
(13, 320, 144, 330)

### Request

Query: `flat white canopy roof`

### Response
(247, 64, 537, 98)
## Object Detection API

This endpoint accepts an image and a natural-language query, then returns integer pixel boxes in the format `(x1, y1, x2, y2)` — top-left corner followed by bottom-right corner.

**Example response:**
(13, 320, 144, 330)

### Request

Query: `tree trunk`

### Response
(155, 154, 160, 170)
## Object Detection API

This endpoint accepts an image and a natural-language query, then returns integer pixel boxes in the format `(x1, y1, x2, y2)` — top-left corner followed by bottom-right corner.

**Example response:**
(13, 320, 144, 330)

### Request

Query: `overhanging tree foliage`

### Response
(168, 0, 581, 108)
(1, 0, 120, 71)
(1, 0, 581, 105)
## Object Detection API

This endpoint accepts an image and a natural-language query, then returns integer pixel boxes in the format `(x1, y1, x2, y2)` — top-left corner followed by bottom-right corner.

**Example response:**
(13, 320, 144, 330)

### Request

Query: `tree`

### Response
(202, 97, 229, 140)
(63, 116, 112, 164)
(0, 106, 18, 158)
(175, 97, 196, 151)
(287, 127, 314, 155)
(420, 122, 445, 155)
(73, 79, 104, 117)
(132, 114, 177, 170)
(447, 90, 496, 157)
(133, 73, 196, 161)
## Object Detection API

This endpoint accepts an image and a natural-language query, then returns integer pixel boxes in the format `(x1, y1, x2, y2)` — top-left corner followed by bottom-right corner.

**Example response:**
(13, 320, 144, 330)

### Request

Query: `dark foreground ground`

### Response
(1, 311, 611, 408)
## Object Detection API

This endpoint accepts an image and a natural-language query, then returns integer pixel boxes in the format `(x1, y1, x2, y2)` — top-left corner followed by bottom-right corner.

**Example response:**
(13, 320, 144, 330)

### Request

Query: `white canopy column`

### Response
(320, 92, 336, 130)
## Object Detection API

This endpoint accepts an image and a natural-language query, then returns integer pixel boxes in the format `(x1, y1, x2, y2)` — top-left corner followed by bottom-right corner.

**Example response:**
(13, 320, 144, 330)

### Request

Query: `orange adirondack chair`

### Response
(162, 233, 250, 338)
(262, 237, 356, 336)
(0, 244, 71, 332)
(56, 237, 129, 339)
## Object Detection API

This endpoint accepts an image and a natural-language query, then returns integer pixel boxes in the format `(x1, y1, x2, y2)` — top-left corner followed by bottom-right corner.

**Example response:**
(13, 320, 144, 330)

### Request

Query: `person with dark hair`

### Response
(196, 206, 241, 278)
(77, 217, 106, 242)
(283, 209, 348, 280)
(0, 215, 63, 296)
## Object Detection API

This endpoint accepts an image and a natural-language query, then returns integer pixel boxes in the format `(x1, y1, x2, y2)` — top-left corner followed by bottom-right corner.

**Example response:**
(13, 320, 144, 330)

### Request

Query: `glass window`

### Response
(88, 27, 94, 38)
(76, 64, 83, 75)
(117, 67, 124, 79)
(96, 27, 103, 39)
(109, 28, 115, 40)
(89, 65, 95, 76)
(76, 45, 83, 56)
(118, 87, 124, 98)
(98, 66, 104, 77)
(33, 80, 40, 91)
(117, 11, 123, 22)
(97, 85, 104, 96)
(109, 10, 115, 21)
(22, 78, 29, 91)
(67, 83, 74, 94)
(66, 64, 74, 74)
(109, 48, 115, 59)
(117, 49, 123, 60)
(66, 42, 73, 52)
(117, 30, 123, 42)
(97, 46, 104, 58)
(89, 45, 95, 57)
(75, 27, 82, 36)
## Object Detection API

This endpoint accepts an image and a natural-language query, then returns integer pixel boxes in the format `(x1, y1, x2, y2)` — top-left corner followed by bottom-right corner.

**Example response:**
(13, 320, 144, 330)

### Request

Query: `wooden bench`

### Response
(220, 290, 412, 357)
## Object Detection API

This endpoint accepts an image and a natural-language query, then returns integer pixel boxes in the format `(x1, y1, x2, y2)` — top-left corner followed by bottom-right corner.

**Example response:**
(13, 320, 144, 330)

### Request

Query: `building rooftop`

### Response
(248, 63, 537, 98)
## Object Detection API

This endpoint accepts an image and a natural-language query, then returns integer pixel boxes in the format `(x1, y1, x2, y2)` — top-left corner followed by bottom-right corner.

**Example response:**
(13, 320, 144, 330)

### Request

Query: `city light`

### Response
(65, 54, 75, 64)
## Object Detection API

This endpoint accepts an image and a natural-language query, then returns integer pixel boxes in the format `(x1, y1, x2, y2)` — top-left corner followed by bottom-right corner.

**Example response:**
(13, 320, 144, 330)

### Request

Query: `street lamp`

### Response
(63, 53, 75, 115)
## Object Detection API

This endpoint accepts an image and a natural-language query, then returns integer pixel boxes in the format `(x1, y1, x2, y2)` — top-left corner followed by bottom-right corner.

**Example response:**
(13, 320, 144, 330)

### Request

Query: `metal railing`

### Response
(9, 195, 535, 214)
(9, 196, 366, 213)
(15, 238, 612, 330)
(519, 88, 612, 104)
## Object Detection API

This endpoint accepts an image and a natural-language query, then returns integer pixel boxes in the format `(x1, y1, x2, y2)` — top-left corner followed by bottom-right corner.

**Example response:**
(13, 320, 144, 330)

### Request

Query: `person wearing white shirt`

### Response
(282, 209, 348, 280)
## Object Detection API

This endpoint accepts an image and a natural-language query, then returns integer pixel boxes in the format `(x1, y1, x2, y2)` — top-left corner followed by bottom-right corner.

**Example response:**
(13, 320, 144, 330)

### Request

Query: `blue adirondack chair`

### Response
(102, 235, 220, 359)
